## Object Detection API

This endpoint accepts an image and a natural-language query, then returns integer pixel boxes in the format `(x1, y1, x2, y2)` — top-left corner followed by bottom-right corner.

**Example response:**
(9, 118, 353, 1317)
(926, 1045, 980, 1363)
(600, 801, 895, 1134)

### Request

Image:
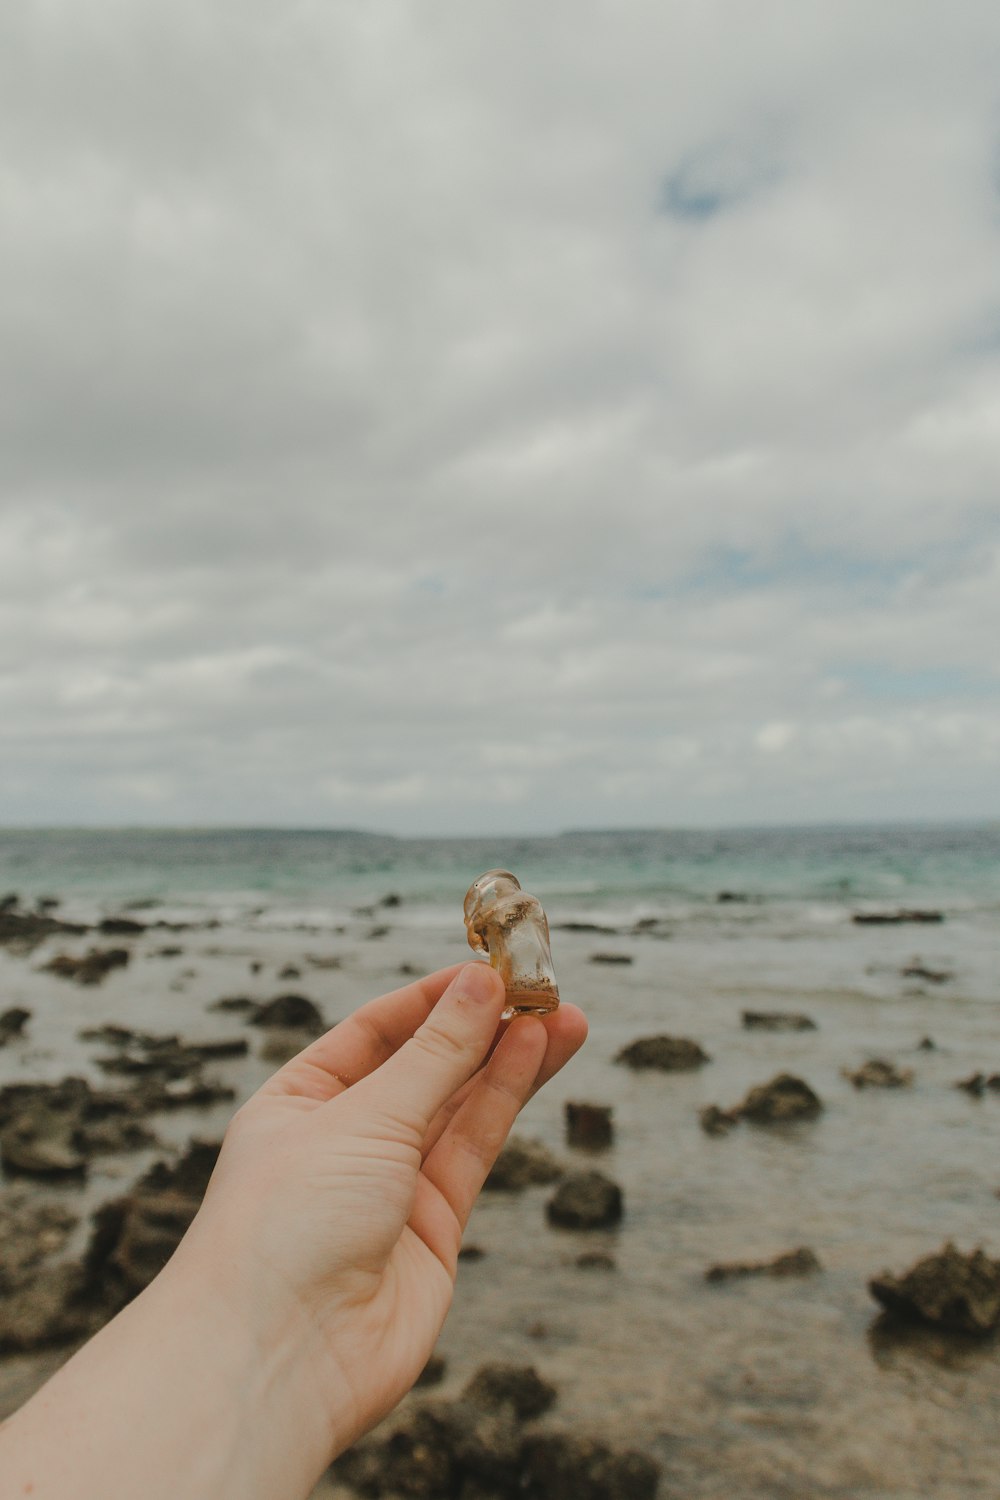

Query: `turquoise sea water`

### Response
(1, 823, 998, 920)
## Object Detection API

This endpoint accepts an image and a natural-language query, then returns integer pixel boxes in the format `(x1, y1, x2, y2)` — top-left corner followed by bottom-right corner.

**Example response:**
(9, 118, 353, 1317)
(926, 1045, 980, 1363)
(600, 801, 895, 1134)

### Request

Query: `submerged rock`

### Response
(844, 1059, 914, 1089)
(852, 909, 944, 925)
(699, 1104, 737, 1136)
(249, 993, 325, 1032)
(43, 947, 130, 985)
(869, 1242, 1000, 1335)
(0, 1007, 31, 1044)
(462, 1363, 557, 1421)
(954, 1072, 1000, 1099)
(546, 1170, 623, 1230)
(0, 902, 88, 949)
(902, 963, 953, 983)
(0, 1076, 157, 1180)
(333, 1363, 659, 1500)
(706, 1246, 821, 1282)
(615, 1035, 710, 1071)
(564, 1102, 613, 1150)
(97, 916, 146, 935)
(741, 1010, 817, 1031)
(520, 1432, 661, 1500)
(703, 1074, 823, 1132)
(0, 1139, 220, 1352)
(588, 951, 633, 965)
(485, 1136, 564, 1192)
(735, 1073, 823, 1125)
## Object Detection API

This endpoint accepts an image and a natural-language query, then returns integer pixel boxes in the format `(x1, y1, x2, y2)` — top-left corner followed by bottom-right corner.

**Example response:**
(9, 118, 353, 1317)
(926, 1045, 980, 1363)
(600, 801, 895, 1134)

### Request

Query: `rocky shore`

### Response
(2, 887, 999, 1500)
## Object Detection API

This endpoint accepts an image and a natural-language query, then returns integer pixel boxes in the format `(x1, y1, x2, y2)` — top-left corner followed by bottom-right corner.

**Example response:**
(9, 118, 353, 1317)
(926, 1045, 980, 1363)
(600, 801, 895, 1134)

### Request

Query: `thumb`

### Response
(345, 962, 505, 1133)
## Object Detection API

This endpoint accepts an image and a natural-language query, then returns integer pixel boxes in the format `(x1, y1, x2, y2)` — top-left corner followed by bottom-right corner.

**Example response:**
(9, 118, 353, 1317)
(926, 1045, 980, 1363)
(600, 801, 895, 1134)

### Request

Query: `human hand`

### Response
(177, 961, 587, 1461)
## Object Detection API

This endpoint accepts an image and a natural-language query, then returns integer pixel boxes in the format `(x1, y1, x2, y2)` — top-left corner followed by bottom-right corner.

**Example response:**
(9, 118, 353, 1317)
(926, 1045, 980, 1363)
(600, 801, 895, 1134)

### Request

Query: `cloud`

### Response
(0, 0, 998, 830)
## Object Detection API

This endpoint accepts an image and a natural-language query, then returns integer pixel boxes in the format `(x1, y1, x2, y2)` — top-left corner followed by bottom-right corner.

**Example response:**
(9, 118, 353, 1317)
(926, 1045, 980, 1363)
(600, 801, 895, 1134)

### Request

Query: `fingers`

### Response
(418, 1016, 550, 1237)
(346, 962, 506, 1134)
(260, 963, 468, 1103)
(421, 1002, 589, 1157)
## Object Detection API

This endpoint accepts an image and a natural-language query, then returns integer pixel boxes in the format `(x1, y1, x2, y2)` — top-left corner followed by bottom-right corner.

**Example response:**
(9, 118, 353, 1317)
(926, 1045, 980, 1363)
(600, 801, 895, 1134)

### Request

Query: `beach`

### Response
(1, 825, 999, 1498)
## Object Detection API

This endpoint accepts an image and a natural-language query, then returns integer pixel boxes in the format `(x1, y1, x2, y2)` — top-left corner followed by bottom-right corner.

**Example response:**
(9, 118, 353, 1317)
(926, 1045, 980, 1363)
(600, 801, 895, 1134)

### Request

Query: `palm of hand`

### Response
(190, 964, 587, 1450)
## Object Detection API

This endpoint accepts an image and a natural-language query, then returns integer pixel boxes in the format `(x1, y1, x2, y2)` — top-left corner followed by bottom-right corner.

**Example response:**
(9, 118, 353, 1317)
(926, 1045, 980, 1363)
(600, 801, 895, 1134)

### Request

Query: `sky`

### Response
(1, 0, 999, 835)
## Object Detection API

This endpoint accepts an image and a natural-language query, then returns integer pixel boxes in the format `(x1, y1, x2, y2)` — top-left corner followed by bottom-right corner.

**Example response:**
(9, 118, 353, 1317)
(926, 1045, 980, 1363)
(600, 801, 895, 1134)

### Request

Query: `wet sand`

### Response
(1, 901, 999, 1498)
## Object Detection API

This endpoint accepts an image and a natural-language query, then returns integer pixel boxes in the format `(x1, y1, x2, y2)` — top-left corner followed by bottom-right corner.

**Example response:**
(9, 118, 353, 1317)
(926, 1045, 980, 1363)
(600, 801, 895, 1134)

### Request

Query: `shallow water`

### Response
(1, 825, 998, 1497)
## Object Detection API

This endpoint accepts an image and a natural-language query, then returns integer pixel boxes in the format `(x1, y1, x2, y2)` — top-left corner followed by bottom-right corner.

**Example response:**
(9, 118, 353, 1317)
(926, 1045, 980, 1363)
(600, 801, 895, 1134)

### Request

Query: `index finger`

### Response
(260, 962, 469, 1102)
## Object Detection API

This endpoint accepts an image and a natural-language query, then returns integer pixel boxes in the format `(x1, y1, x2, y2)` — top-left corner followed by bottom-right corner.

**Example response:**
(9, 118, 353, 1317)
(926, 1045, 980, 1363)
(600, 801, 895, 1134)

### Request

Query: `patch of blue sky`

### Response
(833, 663, 995, 700)
(633, 543, 913, 601)
(658, 172, 729, 221)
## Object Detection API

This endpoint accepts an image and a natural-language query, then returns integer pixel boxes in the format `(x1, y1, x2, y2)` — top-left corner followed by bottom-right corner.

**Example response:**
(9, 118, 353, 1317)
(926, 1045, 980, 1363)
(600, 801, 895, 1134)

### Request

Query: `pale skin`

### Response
(0, 961, 587, 1499)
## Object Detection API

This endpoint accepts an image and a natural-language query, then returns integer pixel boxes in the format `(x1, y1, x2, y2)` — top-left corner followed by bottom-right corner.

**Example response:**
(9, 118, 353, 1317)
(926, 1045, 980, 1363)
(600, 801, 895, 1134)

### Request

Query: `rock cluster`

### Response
(333, 1362, 660, 1500)
(546, 1171, 623, 1229)
(869, 1242, 1000, 1335)
(615, 1035, 710, 1071)
(741, 1010, 817, 1031)
(43, 947, 130, 985)
(700, 1073, 823, 1135)
(0, 1139, 220, 1354)
(484, 1136, 564, 1192)
(843, 1059, 914, 1089)
(564, 1102, 614, 1150)
(706, 1247, 821, 1283)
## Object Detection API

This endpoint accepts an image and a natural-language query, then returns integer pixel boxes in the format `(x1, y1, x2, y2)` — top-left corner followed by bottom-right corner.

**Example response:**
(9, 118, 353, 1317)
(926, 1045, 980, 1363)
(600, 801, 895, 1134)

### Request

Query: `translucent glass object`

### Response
(463, 869, 560, 1019)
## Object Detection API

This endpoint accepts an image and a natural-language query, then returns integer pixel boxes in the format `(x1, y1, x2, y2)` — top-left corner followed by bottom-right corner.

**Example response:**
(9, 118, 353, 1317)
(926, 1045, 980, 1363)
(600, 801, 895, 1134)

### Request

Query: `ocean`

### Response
(1, 822, 999, 1498)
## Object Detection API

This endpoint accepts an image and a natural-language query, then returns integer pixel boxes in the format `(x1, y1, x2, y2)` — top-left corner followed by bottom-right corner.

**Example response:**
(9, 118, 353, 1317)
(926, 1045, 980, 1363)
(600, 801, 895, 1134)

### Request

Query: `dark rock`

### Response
(520, 1431, 661, 1500)
(716, 890, 750, 903)
(250, 961, 263, 974)
(366, 925, 391, 940)
(616, 1035, 709, 1071)
(0, 903, 88, 948)
(0, 1076, 159, 1178)
(956, 1072, 987, 1098)
(458, 1245, 486, 1261)
(1, 1118, 88, 1179)
(844, 1059, 913, 1089)
(338, 1397, 522, 1499)
(249, 994, 325, 1032)
(699, 1104, 737, 1136)
(575, 1251, 616, 1270)
(546, 1171, 623, 1230)
(0, 1006, 31, 1043)
(484, 1136, 564, 1192)
(552, 921, 618, 934)
(277, 965, 301, 980)
(88, 1029, 248, 1079)
(98, 917, 146, 935)
(918, 1036, 936, 1050)
(564, 1102, 614, 1150)
(43, 947, 130, 985)
(706, 1246, 821, 1282)
(136, 1077, 235, 1110)
(415, 1353, 447, 1388)
(380, 892, 403, 908)
(735, 1073, 823, 1125)
(462, 1363, 557, 1421)
(869, 1242, 1000, 1334)
(399, 962, 420, 976)
(306, 954, 342, 970)
(0, 1193, 78, 1293)
(588, 952, 633, 965)
(208, 995, 259, 1013)
(902, 964, 953, 983)
(742, 1010, 817, 1031)
(152, 945, 184, 957)
(78, 1141, 221, 1315)
(853, 909, 944, 925)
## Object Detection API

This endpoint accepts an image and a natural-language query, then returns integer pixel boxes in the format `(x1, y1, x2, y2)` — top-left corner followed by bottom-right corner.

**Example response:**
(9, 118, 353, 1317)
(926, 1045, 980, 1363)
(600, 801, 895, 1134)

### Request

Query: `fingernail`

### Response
(458, 962, 499, 1004)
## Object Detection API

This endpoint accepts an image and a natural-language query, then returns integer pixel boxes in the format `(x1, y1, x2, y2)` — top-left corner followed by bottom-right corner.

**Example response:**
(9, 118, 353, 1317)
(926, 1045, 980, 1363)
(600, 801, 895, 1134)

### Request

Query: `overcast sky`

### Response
(1, 1, 999, 834)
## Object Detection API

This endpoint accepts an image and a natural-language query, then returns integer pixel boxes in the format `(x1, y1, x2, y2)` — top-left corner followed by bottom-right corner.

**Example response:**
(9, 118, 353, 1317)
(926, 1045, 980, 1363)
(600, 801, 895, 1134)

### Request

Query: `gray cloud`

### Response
(1, 1, 999, 831)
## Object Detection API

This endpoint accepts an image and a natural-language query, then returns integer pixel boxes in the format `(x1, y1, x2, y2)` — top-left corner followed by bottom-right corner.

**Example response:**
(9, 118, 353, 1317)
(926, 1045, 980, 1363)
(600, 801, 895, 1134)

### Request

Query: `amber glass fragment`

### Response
(463, 869, 560, 1019)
